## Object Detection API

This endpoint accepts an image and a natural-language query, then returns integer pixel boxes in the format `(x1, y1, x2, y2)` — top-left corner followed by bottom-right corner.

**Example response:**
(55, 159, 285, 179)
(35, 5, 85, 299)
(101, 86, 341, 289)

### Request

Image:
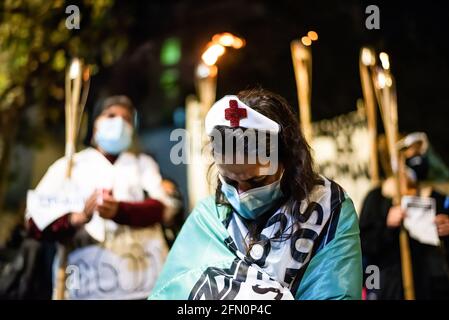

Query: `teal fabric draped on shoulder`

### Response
(148, 195, 362, 300)
(149, 196, 234, 300)
(295, 197, 362, 299)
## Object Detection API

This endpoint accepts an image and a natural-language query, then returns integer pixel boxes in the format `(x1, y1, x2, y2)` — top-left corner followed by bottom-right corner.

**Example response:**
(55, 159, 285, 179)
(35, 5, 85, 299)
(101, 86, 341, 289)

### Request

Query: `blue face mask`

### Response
(219, 173, 284, 220)
(94, 117, 133, 155)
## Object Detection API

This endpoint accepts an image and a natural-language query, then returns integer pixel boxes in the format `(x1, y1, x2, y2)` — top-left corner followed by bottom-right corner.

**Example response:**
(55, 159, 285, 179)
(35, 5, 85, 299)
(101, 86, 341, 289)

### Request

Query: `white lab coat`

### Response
(26, 147, 169, 299)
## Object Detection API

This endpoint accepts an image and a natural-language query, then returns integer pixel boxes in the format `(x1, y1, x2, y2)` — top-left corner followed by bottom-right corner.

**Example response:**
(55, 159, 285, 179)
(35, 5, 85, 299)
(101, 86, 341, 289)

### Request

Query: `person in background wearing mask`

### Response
(149, 89, 362, 300)
(26, 95, 179, 299)
(360, 132, 449, 300)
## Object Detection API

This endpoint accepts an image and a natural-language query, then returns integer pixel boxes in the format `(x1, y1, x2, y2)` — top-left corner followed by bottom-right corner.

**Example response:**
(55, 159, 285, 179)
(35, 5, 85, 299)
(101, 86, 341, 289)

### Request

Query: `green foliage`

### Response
(0, 0, 128, 114)
(0, 0, 130, 210)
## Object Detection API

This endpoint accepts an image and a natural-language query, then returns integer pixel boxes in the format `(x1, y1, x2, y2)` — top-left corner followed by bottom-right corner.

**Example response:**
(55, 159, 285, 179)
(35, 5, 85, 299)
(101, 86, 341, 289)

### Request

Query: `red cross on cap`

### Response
(224, 99, 247, 127)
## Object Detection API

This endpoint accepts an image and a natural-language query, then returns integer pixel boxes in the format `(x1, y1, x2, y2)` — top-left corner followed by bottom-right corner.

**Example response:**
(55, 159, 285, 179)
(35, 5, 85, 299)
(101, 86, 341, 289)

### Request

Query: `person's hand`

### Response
(386, 206, 406, 228)
(70, 191, 97, 227)
(435, 214, 449, 237)
(97, 190, 119, 220)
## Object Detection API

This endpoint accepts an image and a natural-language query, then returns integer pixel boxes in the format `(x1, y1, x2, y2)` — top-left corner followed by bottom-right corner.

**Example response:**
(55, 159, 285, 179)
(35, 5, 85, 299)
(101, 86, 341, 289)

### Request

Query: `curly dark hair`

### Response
(210, 88, 322, 249)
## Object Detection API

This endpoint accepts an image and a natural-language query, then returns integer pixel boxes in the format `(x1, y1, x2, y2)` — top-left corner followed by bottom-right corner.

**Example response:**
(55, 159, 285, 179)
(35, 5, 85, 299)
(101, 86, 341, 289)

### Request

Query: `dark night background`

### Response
(89, 0, 449, 161)
(2, 0, 449, 214)
(1, 0, 449, 299)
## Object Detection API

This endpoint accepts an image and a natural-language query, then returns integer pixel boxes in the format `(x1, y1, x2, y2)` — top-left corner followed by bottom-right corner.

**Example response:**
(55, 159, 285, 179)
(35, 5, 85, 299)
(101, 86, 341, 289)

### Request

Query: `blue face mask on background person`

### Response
(219, 173, 284, 220)
(94, 117, 133, 155)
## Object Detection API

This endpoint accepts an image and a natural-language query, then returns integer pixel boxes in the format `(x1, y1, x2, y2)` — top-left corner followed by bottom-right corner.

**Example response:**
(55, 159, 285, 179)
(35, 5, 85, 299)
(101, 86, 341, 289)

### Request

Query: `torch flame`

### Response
(301, 36, 312, 46)
(377, 71, 387, 89)
(212, 32, 246, 49)
(69, 58, 81, 80)
(307, 31, 318, 41)
(201, 43, 226, 66)
(379, 52, 390, 70)
(201, 33, 245, 66)
(361, 47, 376, 66)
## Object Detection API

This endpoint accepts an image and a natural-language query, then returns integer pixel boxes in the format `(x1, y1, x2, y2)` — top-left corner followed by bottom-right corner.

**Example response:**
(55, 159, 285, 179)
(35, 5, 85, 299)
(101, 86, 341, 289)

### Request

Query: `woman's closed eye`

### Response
(247, 176, 268, 187)
(223, 177, 239, 188)
(224, 175, 268, 189)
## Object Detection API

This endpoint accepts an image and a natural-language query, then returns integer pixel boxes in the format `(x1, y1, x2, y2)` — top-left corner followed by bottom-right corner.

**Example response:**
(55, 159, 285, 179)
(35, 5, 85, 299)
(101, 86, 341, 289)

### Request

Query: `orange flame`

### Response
(201, 32, 245, 66)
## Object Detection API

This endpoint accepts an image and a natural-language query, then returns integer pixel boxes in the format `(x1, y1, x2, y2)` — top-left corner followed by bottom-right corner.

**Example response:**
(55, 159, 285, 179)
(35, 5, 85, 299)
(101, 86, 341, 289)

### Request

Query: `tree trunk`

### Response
(0, 107, 20, 212)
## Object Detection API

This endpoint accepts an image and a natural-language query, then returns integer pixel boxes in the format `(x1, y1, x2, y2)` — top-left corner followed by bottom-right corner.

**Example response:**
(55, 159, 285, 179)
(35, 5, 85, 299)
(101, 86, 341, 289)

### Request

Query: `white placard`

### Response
(84, 213, 106, 242)
(402, 195, 440, 246)
(26, 189, 84, 231)
(311, 110, 372, 214)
